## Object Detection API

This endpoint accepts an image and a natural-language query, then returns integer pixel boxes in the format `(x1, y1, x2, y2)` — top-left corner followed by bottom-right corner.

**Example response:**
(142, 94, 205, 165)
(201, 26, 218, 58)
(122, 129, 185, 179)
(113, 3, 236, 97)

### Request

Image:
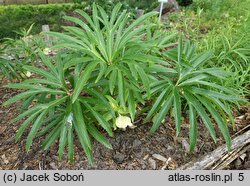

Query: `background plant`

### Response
(168, 0, 250, 98)
(146, 38, 244, 151)
(0, 45, 21, 81)
(0, 3, 88, 39)
(1, 24, 48, 81)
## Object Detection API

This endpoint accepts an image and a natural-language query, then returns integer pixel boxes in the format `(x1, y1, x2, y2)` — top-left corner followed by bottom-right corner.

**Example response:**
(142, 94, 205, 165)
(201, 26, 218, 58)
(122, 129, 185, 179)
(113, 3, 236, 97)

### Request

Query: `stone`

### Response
(134, 149, 144, 158)
(182, 139, 190, 152)
(234, 158, 242, 169)
(243, 161, 250, 169)
(133, 139, 142, 148)
(49, 162, 58, 170)
(148, 158, 157, 169)
(113, 153, 126, 164)
(0, 126, 7, 135)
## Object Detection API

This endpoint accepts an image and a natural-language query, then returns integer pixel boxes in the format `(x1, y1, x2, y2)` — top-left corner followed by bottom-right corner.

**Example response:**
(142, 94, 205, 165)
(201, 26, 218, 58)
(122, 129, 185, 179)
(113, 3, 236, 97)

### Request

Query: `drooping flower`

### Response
(115, 115, 134, 129)
(25, 71, 32, 77)
(43, 48, 51, 55)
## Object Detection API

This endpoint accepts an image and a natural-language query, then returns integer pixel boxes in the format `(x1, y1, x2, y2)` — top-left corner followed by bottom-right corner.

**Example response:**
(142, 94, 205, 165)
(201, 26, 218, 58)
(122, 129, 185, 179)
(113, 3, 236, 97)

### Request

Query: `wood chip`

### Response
(240, 153, 247, 161)
(1, 154, 9, 164)
(143, 154, 149, 160)
(182, 139, 190, 152)
(148, 158, 157, 169)
(152, 154, 167, 162)
(0, 126, 7, 135)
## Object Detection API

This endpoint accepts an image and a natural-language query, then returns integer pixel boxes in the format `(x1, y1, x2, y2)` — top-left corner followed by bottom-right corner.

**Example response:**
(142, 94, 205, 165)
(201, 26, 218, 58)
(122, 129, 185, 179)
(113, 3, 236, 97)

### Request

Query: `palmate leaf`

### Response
(147, 40, 244, 151)
(49, 3, 159, 114)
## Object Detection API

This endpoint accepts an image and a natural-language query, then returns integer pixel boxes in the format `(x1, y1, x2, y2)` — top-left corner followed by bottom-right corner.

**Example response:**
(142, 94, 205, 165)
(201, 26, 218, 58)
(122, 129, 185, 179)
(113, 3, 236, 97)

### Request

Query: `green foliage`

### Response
(3, 52, 114, 164)
(3, 3, 163, 163)
(89, 0, 157, 10)
(177, 0, 193, 6)
(0, 46, 20, 81)
(0, 3, 88, 39)
(48, 3, 163, 121)
(0, 24, 47, 81)
(2, 2, 246, 164)
(168, 0, 250, 97)
(146, 38, 244, 151)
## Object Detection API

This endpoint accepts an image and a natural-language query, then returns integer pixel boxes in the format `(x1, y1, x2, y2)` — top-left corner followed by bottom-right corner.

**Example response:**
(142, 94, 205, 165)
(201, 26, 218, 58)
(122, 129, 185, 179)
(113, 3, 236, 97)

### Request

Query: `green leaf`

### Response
(72, 101, 92, 149)
(37, 115, 64, 137)
(178, 36, 183, 64)
(86, 122, 112, 149)
(45, 96, 68, 109)
(72, 62, 98, 103)
(109, 68, 117, 95)
(183, 90, 217, 142)
(3, 90, 43, 106)
(67, 126, 74, 162)
(191, 51, 212, 67)
(42, 123, 62, 150)
(128, 92, 136, 122)
(5, 83, 65, 94)
(178, 74, 208, 86)
(58, 124, 68, 160)
(73, 117, 93, 165)
(117, 70, 125, 109)
(23, 65, 59, 83)
(145, 87, 170, 122)
(213, 98, 235, 129)
(188, 104, 197, 152)
(173, 87, 181, 136)
(23, 78, 62, 88)
(38, 50, 58, 76)
(136, 65, 150, 98)
(26, 109, 48, 151)
(190, 87, 244, 101)
(11, 105, 42, 123)
(196, 95, 231, 150)
(83, 102, 113, 137)
(15, 110, 41, 142)
(150, 96, 173, 133)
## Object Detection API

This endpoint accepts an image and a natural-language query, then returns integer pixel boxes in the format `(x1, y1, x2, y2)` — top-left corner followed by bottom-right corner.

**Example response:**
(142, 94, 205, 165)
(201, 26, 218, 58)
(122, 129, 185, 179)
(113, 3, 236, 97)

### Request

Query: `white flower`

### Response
(25, 71, 32, 77)
(43, 48, 51, 55)
(115, 115, 134, 129)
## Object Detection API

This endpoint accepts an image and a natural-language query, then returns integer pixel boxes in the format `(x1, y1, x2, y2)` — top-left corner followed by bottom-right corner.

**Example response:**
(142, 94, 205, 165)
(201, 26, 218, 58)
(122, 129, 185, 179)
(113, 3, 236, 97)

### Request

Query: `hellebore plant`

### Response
(2, 3, 244, 164)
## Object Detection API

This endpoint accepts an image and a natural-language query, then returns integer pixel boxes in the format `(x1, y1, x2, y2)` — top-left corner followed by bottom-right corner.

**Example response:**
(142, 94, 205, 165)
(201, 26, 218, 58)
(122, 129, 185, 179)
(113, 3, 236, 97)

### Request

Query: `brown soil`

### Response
(0, 83, 249, 170)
